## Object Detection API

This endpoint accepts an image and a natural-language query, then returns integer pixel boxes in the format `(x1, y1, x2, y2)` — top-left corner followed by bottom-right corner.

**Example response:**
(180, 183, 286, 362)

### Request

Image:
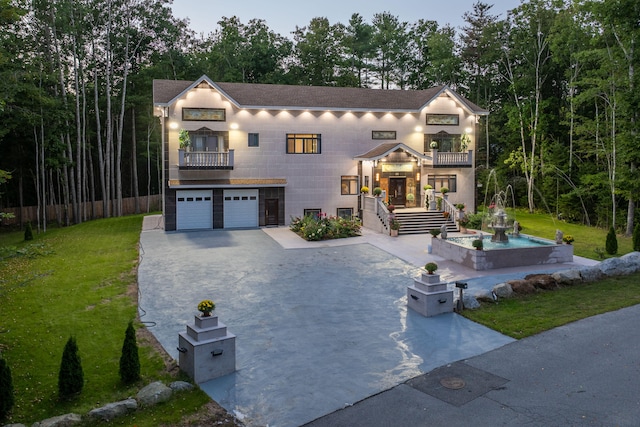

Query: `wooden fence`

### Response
(1, 194, 162, 226)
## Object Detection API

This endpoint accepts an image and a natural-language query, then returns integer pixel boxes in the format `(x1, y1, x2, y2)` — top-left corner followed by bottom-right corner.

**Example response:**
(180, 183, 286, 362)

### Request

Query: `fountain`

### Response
(430, 170, 574, 270)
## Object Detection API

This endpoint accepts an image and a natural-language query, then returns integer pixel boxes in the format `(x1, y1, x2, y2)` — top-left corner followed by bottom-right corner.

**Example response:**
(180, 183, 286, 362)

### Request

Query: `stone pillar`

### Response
(407, 273, 453, 317)
(178, 315, 236, 383)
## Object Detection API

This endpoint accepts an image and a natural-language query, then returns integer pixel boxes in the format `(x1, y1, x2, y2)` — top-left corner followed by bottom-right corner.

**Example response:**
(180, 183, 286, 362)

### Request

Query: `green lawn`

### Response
(463, 210, 638, 338)
(0, 216, 214, 426)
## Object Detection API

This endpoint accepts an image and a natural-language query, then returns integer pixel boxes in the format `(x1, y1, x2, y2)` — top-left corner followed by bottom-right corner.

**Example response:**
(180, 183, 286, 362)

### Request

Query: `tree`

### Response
(292, 17, 346, 86)
(0, 357, 14, 420)
(119, 321, 141, 384)
(58, 336, 83, 399)
(606, 226, 618, 255)
(371, 12, 408, 89)
(344, 13, 375, 87)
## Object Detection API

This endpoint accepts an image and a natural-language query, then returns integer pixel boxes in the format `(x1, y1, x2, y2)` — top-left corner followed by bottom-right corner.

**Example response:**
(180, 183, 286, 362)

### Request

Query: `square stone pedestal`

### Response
(178, 315, 236, 383)
(407, 273, 453, 317)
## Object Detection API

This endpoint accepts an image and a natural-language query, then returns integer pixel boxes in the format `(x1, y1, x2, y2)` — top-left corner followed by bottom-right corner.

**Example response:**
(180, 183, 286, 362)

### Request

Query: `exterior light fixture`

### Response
(230, 123, 239, 130)
(415, 126, 423, 132)
(169, 121, 179, 129)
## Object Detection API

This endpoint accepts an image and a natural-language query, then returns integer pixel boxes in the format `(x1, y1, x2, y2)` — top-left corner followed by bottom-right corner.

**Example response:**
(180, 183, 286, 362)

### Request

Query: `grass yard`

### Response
(0, 216, 232, 426)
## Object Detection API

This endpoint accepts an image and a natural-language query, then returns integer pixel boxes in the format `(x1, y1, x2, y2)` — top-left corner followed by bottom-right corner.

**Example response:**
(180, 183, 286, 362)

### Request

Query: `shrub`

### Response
(360, 186, 369, 194)
(424, 262, 438, 274)
(606, 226, 618, 255)
(429, 229, 441, 238)
(0, 357, 14, 420)
(390, 218, 400, 230)
(440, 187, 449, 194)
(119, 321, 141, 384)
(466, 213, 483, 230)
(24, 222, 33, 241)
(373, 187, 382, 196)
(58, 336, 84, 399)
(633, 224, 640, 252)
(289, 214, 361, 241)
(472, 239, 484, 250)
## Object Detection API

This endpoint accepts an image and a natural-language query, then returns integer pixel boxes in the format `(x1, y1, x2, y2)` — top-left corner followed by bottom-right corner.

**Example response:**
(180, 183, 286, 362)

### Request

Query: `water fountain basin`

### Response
(432, 234, 573, 271)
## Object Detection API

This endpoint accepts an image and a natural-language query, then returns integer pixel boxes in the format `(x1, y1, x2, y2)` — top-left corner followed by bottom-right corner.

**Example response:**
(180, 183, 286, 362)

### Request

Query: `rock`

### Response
(31, 413, 82, 427)
(4, 424, 27, 427)
(136, 381, 172, 406)
(578, 265, 605, 282)
(170, 381, 194, 392)
(551, 269, 582, 286)
(599, 257, 636, 277)
(509, 279, 536, 295)
(88, 398, 137, 421)
(524, 274, 558, 290)
(492, 282, 513, 299)
(620, 251, 640, 271)
(462, 294, 480, 309)
(474, 289, 494, 302)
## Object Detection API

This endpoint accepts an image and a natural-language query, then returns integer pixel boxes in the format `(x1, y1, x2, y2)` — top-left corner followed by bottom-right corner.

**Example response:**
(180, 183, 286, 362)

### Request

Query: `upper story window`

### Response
(190, 128, 229, 152)
(248, 133, 259, 147)
(182, 108, 225, 121)
(424, 131, 461, 152)
(287, 133, 321, 154)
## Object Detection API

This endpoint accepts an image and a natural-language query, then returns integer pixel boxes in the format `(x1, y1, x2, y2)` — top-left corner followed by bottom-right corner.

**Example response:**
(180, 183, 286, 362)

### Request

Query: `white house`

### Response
(153, 75, 488, 231)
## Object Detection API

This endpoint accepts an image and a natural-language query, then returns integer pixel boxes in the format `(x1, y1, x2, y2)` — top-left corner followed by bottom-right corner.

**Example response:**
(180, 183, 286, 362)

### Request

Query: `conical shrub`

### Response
(24, 222, 33, 241)
(0, 357, 14, 420)
(119, 321, 141, 384)
(606, 226, 618, 255)
(633, 223, 640, 252)
(58, 336, 83, 399)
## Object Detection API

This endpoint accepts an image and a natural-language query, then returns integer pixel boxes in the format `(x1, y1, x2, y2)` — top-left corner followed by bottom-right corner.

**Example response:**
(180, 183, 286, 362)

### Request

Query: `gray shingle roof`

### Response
(153, 76, 489, 114)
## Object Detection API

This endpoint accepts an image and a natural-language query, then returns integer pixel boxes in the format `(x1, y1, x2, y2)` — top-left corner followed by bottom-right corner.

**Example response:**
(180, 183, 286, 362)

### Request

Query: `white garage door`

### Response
(176, 190, 213, 230)
(224, 189, 258, 228)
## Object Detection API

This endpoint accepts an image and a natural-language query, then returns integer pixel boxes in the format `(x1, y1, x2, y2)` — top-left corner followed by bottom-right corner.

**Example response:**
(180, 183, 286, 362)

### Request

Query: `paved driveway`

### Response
(138, 223, 519, 426)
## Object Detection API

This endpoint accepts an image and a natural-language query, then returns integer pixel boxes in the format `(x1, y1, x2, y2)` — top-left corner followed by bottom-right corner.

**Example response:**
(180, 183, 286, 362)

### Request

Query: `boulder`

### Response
(551, 269, 582, 286)
(578, 265, 605, 282)
(88, 398, 137, 421)
(599, 257, 636, 277)
(492, 282, 513, 299)
(136, 381, 172, 406)
(474, 288, 494, 302)
(509, 279, 536, 295)
(170, 381, 195, 392)
(524, 274, 558, 290)
(32, 413, 82, 427)
(620, 251, 640, 271)
(462, 294, 481, 309)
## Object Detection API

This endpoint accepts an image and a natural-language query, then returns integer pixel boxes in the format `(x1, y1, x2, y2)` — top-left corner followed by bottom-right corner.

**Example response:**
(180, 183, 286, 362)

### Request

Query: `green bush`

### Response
(289, 214, 361, 241)
(119, 321, 141, 384)
(24, 222, 33, 241)
(0, 357, 14, 420)
(633, 224, 640, 252)
(58, 336, 84, 399)
(606, 226, 618, 255)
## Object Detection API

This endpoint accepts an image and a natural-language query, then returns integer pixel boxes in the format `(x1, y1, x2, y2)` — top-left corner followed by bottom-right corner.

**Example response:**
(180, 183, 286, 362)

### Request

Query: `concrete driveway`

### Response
(137, 218, 597, 426)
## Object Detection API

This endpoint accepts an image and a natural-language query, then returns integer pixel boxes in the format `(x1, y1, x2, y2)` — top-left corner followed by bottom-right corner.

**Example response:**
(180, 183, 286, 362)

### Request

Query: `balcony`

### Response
(178, 149, 234, 170)
(430, 149, 473, 167)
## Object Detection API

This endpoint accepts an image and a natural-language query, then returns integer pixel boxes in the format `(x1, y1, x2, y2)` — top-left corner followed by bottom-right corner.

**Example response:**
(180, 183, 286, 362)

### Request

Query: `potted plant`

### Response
(373, 187, 382, 197)
(423, 184, 432, 191)
(440, 187, 449, 195)
(389, 218, 400, 236)
(455, 203, 465, 211)
(360, 186, 369, 194)
(425, 262, 438, 274)
(387, 204, 395, 213)
(472, 239, 483, 250)
(460, 133, 470, 152)
(442, 211, 450, 219)
(197, 299, 215, 317)
(406, 193, 415, 202)
(563, 234, 574, 245)
(430, 141, 438, 149)
(429, 228, 441, 239)
(178, 129, 191, 150)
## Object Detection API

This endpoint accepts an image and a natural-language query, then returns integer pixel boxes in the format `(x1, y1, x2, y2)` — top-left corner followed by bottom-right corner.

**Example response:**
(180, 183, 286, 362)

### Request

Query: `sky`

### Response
(170, 0, 522, 38)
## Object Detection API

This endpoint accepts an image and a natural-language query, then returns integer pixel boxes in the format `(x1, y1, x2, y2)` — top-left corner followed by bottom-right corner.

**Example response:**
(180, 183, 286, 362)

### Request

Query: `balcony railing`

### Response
(430, 149, 473, 167)
(178, 149, 234, 170)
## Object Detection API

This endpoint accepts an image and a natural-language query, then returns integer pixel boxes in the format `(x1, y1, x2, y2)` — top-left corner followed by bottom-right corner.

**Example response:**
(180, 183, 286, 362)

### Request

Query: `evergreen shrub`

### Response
(0, 357, 14, 419)
(58, 336, 84, 399)
(24, 222, 33, 241)
(119, 321, 141, 384)
(605, 226, 618, 255)
(633, 224, 640, 252)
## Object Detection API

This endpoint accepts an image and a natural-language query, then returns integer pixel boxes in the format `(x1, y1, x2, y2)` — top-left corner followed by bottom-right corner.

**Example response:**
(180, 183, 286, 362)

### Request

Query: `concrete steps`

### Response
(393, 210, 458, 235)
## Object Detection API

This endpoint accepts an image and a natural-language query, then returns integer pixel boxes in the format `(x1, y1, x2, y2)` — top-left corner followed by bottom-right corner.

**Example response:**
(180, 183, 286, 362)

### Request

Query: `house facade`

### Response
(153, 75, 488, 231)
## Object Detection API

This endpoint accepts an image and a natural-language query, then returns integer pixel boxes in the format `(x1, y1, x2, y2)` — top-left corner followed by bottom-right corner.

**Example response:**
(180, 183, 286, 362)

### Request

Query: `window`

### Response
(182, 108, 226, 121)
(287, 133, 321, 154)
(248, 133, 259, 147)
(427, 175, 457, 192)
(190, 128, 229, 152)
(337, 208, 354, 219)
(303, 209, 321, 219)
(341, 176, 358, 195)
(424, 131, 461, 152)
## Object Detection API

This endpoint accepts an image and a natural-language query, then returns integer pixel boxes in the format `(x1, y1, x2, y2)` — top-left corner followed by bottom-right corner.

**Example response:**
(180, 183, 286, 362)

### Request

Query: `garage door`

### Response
(224, 189, 258, 228)
(176, 190, 213, 230)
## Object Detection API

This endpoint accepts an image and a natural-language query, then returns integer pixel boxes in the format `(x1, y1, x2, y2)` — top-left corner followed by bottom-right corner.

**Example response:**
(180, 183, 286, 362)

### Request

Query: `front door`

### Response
(265, 199, 279, 226)
(389, 178, 406, 206)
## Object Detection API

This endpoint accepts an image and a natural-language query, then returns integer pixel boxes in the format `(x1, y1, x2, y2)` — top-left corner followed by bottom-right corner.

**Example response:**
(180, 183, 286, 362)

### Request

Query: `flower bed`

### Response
(289, 214, 361, 241)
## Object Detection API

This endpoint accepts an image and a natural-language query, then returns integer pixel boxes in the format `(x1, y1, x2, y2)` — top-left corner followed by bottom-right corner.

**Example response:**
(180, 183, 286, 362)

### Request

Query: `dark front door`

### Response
(265, 199, 279, 226)
(389, 177, 406, 206)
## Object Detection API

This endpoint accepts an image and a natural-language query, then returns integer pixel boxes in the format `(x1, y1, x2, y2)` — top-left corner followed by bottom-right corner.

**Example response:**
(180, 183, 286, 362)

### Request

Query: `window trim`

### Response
(340, 175, 359, 195)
